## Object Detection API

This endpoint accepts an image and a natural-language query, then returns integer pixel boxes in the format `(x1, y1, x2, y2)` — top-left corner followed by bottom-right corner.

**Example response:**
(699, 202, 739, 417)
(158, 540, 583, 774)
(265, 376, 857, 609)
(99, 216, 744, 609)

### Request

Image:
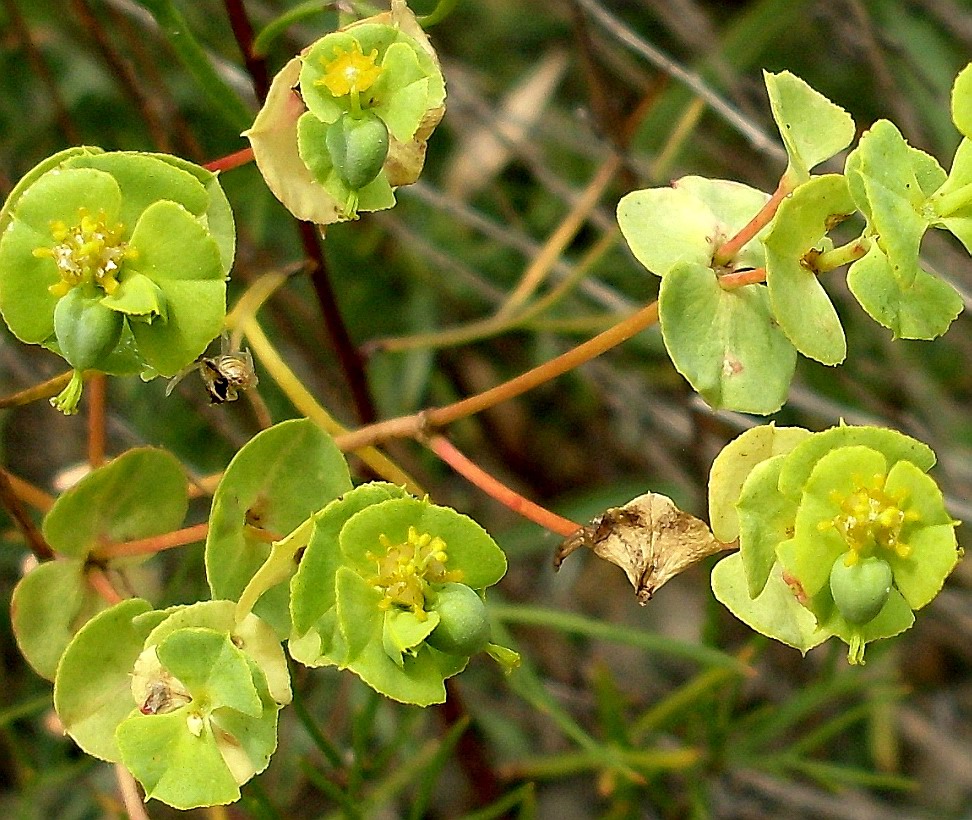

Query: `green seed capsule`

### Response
(426, 582, 491, 656)
(829, 553, 893, 625)
(53, 285, 124, 371)
(325, 111, 390, 191)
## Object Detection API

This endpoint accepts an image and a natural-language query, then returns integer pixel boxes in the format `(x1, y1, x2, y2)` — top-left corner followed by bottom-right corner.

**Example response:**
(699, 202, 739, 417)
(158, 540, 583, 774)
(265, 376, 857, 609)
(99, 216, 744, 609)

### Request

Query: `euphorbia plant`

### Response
(0, 148, 234, 413)
(2, 0, 970, 811)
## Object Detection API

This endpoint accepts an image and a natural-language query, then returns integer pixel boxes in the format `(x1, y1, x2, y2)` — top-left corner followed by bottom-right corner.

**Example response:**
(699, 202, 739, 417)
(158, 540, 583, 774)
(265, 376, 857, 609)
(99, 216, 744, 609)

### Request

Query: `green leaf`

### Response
(138, 152, 236, 276)
(116, 708, 243, 809)
(711, 553, 829, 654)
(42, 447, 188, 559)
(297, 111, 336, 186)
(931, 138, 972, 252)
(882, 461, 958, 609)
(844, 120, 931, 289)
(246, 58, 349, 225)
(787, 446, 889, 598)
(952, 61, 972, 138)
(156, 629, 262, 717)
(617, 178, 768, 277)
(708, 424, 811, 543)
(339, 496, 507, 589)
(0, 167, 122, 344)
(125, 200, 225, 375)
(207, 419, 353, 638)
(11, 559, 101, 681)
(676, 177, 772, 270)
(763, 70, 855, 183)
(0, 146, 102, 234)
(62, 151, 210, 231)
(736, 454, 800, 598)
(658, 260, 797, 414)
(382, 608, 439, 666)
(847, 243, 962, 340)
(335, 567, 462, 705)
(777, 424, 935, 499)
(367, 41, 430, 142)
(291, 482, 409, 641)
(821, 586, 914, 665)
(101, 271, 168, 318)
(764, 174, 855, 364)
(144, 601, 291, 706)
(53, 598, 162, 761)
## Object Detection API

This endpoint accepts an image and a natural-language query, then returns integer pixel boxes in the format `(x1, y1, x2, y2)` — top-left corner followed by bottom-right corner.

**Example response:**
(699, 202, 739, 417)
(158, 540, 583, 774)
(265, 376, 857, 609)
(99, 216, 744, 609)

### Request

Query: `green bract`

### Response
(711, 424, 960, 664)
(0, 147, 234, 413)
(54, 599, 289, 810)
(845, 119, 964, 340)
(246, 1, 446, 224)
(617, 176, 796, 415)
(12, 448, 187, 680)
(290, 489, 508, 705)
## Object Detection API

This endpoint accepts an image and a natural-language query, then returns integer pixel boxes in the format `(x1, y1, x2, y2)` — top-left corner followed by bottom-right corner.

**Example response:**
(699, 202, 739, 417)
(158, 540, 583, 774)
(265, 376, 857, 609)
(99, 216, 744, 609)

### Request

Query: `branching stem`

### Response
(713, 177, 791, 266)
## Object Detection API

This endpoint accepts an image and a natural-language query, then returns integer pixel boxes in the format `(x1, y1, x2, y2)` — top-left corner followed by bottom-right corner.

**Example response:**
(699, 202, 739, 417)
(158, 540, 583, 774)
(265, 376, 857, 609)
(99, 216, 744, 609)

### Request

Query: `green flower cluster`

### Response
(54, 599, 290, 810)
(289, 483, 513, 705)
(246, 3, 446, 224)
(710, 424, 960, 664)
(0, 147, 233, 413)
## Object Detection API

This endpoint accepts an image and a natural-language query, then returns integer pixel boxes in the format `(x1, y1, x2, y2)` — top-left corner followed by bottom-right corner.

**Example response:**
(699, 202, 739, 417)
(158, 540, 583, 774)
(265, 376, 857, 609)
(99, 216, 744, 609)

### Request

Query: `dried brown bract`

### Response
(555, 492, 735, 604)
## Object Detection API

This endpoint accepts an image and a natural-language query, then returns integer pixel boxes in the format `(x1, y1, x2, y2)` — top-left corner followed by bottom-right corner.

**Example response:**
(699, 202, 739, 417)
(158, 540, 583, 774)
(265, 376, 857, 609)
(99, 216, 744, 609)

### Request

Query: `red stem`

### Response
(204, 146, 255, 173)
(425, 434, 580, 537)
(91, 522, 209, 561)
(86, 567, 125, 605)
(713, 178, 790, 266)
(87, 373, 106, 469)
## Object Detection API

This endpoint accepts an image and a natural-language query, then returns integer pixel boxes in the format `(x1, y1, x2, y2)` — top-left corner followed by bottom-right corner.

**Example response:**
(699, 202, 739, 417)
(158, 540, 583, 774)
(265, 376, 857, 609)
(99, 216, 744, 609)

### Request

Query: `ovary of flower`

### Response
(368, 526, 463, 618)
(32, 208, 136, 296)
(818, 473, 918, 562)
(316, 40, 383, 98)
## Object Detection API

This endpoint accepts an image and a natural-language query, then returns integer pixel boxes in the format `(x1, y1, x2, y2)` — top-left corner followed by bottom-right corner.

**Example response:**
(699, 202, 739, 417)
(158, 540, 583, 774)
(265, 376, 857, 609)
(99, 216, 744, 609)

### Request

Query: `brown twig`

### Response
(223, 0, 271, 103)
(0, 468, 54, 560)
(335, 300, 660, 452)
(298, 221, 379, 425)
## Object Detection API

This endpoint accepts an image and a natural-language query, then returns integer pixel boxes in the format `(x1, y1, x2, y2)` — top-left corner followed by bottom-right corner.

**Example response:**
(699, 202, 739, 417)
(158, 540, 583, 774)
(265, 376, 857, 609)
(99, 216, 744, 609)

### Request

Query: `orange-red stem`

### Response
(425, 434, 580, 537)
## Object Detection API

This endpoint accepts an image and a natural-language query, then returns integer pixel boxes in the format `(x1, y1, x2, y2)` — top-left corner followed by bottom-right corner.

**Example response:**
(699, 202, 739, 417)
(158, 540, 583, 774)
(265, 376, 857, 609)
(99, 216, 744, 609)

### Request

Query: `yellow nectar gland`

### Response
(316, 40, 383, 98)
(368, 526, 463, 619)
(32, 208, 135, 297)
(817, 472, 920, 564)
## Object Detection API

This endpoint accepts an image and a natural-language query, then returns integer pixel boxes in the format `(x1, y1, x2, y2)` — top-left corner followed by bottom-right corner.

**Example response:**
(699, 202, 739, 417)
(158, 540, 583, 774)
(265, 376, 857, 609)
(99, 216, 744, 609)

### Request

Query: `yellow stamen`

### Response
(34, 207, 134, 296)
(316, 40, 383, 98)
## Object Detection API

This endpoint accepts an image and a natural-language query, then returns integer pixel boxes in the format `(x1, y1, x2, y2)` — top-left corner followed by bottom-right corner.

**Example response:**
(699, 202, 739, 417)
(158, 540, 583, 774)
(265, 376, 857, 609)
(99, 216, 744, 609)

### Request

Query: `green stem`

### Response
(137, 0, 254, 131)
(929, 180, 972, 218)
(813, 236, 870, 272)
(418, 0, 460, 27)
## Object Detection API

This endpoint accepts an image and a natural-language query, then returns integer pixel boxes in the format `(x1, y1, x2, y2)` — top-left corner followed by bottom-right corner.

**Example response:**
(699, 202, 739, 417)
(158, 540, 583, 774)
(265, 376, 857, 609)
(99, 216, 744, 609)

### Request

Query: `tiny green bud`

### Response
(53, 285, 123, 371)
(326, 111, 389, 191)
(829, 552, 893, 625)
(426, 582, 491, 655)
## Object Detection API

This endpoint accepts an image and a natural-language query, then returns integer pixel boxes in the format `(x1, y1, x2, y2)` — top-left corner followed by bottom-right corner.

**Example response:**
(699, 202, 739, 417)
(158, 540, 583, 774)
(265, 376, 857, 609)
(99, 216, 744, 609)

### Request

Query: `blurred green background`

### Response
(2, 0, 972, 816)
